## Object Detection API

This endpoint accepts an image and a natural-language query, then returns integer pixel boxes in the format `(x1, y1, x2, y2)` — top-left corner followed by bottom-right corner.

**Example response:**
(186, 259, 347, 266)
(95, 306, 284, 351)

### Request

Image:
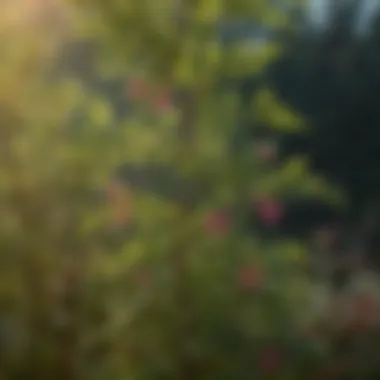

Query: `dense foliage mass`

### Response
(1, 1, 380, 379)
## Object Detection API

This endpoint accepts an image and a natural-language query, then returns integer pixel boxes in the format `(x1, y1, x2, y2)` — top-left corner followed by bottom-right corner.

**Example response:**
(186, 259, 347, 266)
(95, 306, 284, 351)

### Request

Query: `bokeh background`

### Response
(2, 0, 380, 379)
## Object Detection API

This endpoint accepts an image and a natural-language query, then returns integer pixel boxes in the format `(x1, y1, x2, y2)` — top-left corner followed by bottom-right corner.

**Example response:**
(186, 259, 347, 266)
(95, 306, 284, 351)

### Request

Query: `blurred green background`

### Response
(2, 0, 380, 379)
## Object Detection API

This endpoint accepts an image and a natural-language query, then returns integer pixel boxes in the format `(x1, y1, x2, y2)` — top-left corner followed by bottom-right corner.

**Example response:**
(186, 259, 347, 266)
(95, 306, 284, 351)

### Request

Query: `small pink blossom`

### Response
(204, 211, 231, 236)
(301, 325, 319, 340)
(134, 271, 151, 289)
(350, 294, 378, 329)
(254, 140, 277, 164)
(258, 348, 283, 373)
(106, 180, 126, 203)
(312, 225, 339, 250)
(127, 77, 149, 100)
(255, 197, 284, 227)
(151, 88, 173, 113)
(237, 266, 263, 290)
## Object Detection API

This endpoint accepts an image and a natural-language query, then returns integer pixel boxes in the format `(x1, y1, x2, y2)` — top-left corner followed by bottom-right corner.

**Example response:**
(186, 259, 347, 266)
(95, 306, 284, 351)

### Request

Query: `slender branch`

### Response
(171, 3, 200, 377)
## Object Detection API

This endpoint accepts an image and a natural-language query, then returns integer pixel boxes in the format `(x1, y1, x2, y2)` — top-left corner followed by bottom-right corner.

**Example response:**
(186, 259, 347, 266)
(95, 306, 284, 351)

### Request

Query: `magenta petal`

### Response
(257, 199, 284, 226)
(259, 348, 283, 373)
(204, 212, 231, 236)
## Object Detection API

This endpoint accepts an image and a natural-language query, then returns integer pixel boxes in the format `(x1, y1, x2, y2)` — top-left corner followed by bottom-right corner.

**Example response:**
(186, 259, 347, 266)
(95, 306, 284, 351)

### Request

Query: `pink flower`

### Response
(301, 325, 318, 340)
(107, 181, 133, 228)
(237, 266, 263, 290)
(351, 294, 378, 329)
(258, 348, 283, 373)
(151, 88, 173, 113)
(127, 77, 149, 100)
(134, 271, 151, 289)
(312, 225, 339, 250)
(254, 140, 277, 164)
(106, 180, 127, 203)
(204, 211, 231, 236)
(255, 197, 284, 227)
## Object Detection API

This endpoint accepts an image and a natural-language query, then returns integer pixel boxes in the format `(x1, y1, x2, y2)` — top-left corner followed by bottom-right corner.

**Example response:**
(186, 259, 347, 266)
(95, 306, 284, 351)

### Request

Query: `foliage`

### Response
(1, 1, 380, 380)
